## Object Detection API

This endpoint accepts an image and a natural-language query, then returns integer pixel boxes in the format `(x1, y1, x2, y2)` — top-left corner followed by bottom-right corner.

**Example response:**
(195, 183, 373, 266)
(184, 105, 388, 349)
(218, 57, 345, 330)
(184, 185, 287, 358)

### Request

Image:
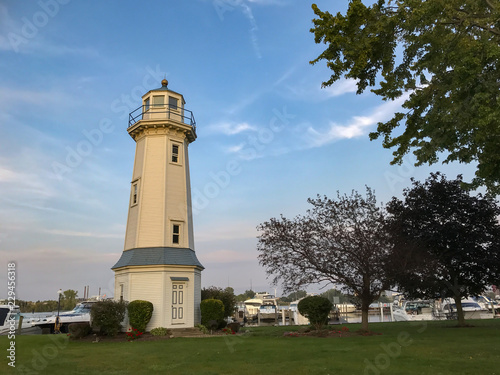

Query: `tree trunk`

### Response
(453, 295, 466, 327)
(361, 299, 370, 331)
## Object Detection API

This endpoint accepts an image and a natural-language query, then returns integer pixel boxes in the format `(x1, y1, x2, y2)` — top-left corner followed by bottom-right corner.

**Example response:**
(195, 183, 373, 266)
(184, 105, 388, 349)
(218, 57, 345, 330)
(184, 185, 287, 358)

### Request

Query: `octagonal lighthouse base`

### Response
(112, 247, 203, 330)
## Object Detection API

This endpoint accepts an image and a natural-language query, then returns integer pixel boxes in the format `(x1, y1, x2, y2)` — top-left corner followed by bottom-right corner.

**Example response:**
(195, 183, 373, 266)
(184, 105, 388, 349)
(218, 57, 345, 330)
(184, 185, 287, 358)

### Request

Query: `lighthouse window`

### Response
(144, 97, 150, 111)
(153, 95, 164, 107)
(172, 224, 180, 244)
(169, 96, 178, 110)
(172, 144, 179, 163)
(131, 182, 139, 206)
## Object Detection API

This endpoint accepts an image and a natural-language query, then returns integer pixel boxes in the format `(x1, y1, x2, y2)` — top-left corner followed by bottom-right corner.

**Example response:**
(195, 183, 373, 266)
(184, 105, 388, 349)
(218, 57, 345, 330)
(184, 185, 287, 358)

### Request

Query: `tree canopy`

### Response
(61, 289, 78, 311)
(235, 290, 256, 302)
(257, 188, 393, 331)
(280, 290, 308, 303)
(386, 173, 500, 326)
(310, 0, 500, 194)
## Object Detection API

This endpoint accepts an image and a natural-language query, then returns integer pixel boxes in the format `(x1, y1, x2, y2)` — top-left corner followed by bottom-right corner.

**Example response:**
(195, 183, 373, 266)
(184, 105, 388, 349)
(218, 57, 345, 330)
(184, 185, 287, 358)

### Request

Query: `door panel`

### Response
(172, 283, 186, 324)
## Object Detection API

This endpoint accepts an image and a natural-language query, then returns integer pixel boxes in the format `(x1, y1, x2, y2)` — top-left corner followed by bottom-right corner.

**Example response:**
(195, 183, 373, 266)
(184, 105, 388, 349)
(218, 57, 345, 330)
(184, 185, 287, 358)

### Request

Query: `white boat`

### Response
(30, 300, 98, 333)
(244, 298, 263, 321)
(244, 292, 273, 321)
(0, 305, 42, 335)
(289, 299, 310, 325)
(391, 305, 411, 321)
(401, 300, 441, 320)
(259, 295, 279, 321)
(442, 299, 483, 319)
(471, 295, 499, 312)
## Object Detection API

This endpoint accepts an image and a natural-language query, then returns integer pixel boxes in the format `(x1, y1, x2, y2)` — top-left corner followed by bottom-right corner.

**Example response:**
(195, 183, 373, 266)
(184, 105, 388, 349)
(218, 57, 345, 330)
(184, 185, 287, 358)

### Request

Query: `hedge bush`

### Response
(297, 296, 332, 330)
(127, 300, 154, 332)
(200, 299, 224, 328)
(90, 300, 127, 336)
(150, 327, 170, 336)
(68, 322, 91, 340)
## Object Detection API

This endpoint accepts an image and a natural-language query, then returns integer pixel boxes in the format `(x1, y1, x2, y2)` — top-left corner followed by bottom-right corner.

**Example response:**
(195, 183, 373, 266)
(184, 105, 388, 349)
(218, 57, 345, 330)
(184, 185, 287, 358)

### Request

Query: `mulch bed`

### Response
(68, 327, 382, 342)
(69, 332, 172, 343)
(284, 328, 382, 338)
(68, 330, 229, 343)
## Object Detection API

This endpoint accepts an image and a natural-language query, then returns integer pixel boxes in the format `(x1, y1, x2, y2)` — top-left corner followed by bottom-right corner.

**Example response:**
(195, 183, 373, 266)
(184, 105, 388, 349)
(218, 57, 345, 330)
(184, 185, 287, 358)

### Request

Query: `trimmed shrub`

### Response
(298, 296, 332, 330)
(200, 299, 224, 328)
(68, 322, 91, 340)
(150, 327, 171, 336)
(90, 300, 127, 336)
(127, 300, 154, 332)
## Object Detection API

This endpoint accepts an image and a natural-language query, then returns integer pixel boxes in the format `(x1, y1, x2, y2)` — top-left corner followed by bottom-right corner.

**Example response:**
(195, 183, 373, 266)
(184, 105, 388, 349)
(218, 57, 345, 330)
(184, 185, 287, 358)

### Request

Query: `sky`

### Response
(0, 0, 476, 302)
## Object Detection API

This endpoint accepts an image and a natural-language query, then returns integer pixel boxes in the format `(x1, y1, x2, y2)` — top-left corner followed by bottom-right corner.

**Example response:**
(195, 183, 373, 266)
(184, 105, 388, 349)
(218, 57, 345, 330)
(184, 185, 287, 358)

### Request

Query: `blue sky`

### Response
(0, 0, 474, 301)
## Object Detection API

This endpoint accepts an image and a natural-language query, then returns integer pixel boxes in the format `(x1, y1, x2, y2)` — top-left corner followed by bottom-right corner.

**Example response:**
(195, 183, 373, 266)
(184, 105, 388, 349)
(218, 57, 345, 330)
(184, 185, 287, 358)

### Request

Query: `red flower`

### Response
(126, 327, 143, 341)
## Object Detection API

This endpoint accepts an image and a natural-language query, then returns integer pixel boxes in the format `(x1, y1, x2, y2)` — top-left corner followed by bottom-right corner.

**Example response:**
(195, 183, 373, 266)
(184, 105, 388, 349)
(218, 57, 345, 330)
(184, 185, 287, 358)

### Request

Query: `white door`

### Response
(171, 283, 186, 324)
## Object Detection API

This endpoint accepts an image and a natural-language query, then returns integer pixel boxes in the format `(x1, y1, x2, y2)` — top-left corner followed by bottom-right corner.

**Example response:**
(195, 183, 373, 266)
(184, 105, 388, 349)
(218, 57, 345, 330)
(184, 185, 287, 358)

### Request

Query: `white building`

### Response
(112, 79, 204, 330)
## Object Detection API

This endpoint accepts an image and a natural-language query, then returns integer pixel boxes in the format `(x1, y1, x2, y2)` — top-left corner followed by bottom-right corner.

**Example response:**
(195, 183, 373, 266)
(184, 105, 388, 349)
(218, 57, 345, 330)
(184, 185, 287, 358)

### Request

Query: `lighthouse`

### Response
(112, 79, 204, 330)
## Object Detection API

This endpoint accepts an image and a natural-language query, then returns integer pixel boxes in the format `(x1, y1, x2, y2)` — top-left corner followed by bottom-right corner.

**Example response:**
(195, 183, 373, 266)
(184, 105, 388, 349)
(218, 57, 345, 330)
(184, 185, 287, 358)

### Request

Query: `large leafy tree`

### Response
(310, 0, 500, 194)
(257, 188, 393, 331)
(386, 173, 500, 326)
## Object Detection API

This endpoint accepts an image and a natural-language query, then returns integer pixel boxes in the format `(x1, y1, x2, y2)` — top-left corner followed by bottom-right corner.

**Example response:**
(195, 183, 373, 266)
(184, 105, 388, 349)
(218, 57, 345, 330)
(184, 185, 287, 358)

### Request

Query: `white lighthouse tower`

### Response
(112, 79, 204, 330)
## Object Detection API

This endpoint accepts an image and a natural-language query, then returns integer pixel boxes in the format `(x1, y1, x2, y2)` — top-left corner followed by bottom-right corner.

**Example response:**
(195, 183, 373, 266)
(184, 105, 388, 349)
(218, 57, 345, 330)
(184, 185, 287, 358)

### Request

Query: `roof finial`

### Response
(161, 77, 168, 87)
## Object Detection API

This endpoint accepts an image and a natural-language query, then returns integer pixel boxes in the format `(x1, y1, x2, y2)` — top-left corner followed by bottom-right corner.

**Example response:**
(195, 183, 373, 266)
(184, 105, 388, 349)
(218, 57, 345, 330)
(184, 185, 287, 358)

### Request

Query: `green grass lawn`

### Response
(2, 319, 500, 375)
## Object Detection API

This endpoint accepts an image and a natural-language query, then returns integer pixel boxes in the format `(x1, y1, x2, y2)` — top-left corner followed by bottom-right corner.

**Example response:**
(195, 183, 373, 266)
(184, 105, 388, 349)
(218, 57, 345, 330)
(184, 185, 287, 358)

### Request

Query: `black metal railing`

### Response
(128, 104, 196, 130)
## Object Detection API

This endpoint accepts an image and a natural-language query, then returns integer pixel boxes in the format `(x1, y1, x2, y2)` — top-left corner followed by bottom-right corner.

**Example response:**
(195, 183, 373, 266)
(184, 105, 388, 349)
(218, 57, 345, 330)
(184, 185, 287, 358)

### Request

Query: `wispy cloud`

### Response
(0, 4, 98, 57)
(322, 78, 358, 97)
(281, 75, 359, 102)
(273, 66, 297, 86)
(40, 229, 123, 239)
(305, 95, 408, 148)
(206, 121, 257, 135)
(224, 87, 264, 115)
(0, 164, 57, 199)
(226, 143, 245, 154)
(247, 0, 285, 4)
(0, 87, 69, 107)
(0, 166, 20, 182)
(240, 2, 262, 59)
(0, 5, 17, 51)
(208, 0, 262, 59)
